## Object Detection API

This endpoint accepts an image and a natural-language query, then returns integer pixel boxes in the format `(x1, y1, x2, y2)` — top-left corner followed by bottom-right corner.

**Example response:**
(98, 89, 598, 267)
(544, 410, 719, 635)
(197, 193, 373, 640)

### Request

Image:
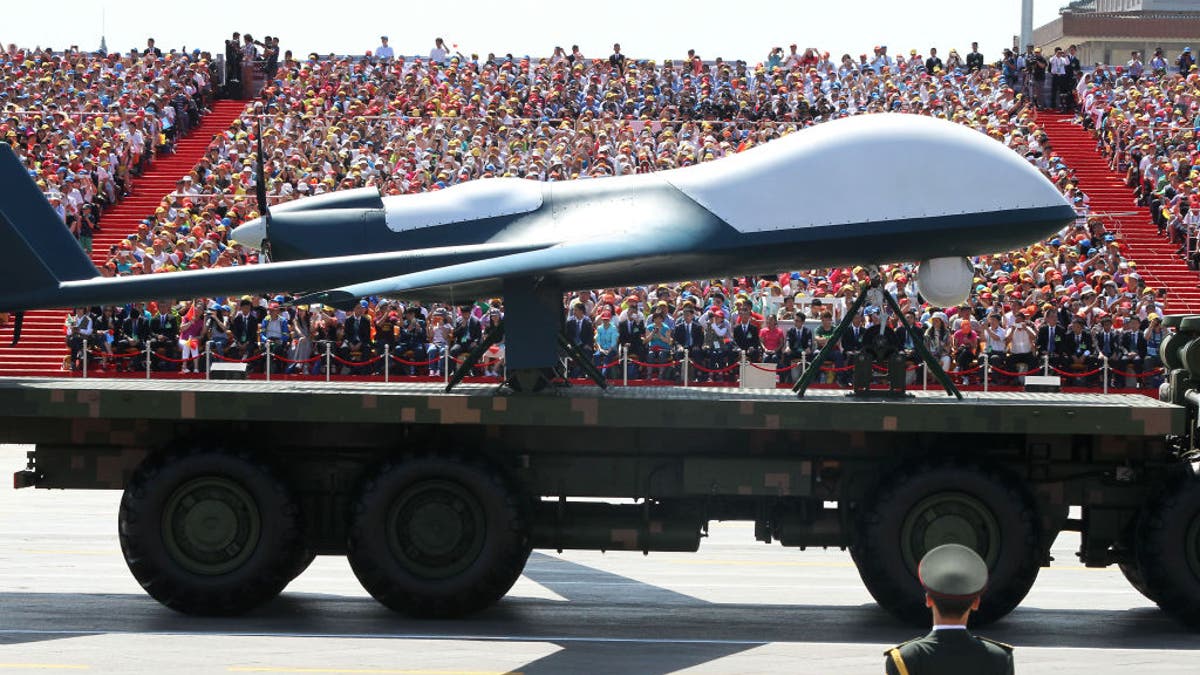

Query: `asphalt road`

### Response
(1, 444, 1197, 674)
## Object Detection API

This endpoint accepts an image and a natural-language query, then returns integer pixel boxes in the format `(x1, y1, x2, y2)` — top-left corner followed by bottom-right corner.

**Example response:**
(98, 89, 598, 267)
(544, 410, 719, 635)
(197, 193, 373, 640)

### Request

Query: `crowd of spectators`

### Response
(48, 37, 1194, 389)
(1, 42, 216, 252)
(1080, 48, 1200, 271)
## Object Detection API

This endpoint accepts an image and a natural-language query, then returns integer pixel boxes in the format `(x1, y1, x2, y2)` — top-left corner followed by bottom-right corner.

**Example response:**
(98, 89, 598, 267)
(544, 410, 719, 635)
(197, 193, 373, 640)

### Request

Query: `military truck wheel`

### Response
(1118, 562, 1160, 604)
(119, 448, 306, 615)
(347, 454, 531, 617)
(1135, 474, 1200, 626)
(851, 461, 1041, 626)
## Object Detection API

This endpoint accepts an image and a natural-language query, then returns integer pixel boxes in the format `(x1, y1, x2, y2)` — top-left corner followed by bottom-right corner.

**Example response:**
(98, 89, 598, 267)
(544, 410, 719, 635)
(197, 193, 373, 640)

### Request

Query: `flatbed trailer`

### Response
(4, 377, 1199, 627)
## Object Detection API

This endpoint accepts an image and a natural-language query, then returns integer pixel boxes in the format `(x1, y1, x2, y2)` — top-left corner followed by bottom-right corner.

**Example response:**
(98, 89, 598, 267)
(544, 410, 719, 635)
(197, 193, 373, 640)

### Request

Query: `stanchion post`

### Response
(683, 350, 690, 387)
(1102, 355, 1108, 394)
(922, 360, 928, 391)
(621, 345, 628, 387)
(983, 354, 989, 393)
(384, 349, 390, 383)
(265, 345, 272, 382)
(739, 350, 747, 387)
(325, 342, 332, 382)
(1043, 355, 1050, 376)
(146, 341, 153, 380)
(443, 351, 450, 386)
(205, 342, 211, 381)
(81, 346, 88, 379)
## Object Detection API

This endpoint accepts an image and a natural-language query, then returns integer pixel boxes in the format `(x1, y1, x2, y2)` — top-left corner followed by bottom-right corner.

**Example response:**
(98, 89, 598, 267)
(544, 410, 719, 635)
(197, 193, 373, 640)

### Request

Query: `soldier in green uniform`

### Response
(884, 544, 1014, 674)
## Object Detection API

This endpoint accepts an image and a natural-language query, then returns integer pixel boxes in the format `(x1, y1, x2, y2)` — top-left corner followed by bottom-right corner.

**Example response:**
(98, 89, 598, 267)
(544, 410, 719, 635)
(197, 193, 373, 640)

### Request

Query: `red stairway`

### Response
(1038, 112, 1200, 313)
(0, 100, 248, 376)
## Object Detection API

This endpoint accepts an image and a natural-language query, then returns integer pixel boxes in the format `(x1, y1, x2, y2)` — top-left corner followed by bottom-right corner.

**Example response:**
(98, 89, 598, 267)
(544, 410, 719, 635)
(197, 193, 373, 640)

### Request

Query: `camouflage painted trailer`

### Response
(4, 378, 1199, 627)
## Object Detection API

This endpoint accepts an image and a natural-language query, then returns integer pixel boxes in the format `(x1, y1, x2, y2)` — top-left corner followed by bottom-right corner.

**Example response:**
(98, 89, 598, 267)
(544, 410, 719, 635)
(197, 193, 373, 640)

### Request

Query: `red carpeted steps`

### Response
(1039, 112, 1200, 313)
(0, 100, 248, 377)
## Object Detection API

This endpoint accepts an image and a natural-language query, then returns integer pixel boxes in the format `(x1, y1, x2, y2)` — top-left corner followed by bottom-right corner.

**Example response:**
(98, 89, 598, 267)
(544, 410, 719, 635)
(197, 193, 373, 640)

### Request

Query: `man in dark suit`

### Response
(1120, 316, 1148, 386)
(618, 308, 647, 378)
(1036, 310, 1066, 369)
(228, 298, 260, 364)
(672, 306, 705, 378)
(449, 305, 483, 361)
(839, 311, 866, 386)
(885, 544, 1015, 674)
(117, 302, 151, 364)
(781, 312, 812, 384)
(1063, 317, 1097, 384)
(1093, 315, 1121, 387)
(732, 305, 762, 362)
(564, 302, 595, 376)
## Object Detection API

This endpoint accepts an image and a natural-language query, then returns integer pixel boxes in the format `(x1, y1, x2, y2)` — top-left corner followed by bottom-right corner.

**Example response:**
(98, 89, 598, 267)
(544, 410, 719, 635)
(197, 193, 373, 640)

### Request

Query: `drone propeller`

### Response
(254, 116, 270, 224)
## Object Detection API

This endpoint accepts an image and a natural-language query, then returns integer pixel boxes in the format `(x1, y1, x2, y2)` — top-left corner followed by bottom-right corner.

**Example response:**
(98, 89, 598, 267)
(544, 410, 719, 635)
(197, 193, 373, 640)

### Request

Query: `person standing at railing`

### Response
(644, 312, 673, 381)
(206, 304, 231, 359)
(593, 312, 619, 379)
(260, 302, 292, 369)
(1120, 316, 1147, 387)
(1063, 317, 1097, 386)
(178, 300, 205, 374)
(426, 309, 452, 376)
(228, 299, 259, 364)
(64, 307, 94, 372)
(950, 317, 980, 385)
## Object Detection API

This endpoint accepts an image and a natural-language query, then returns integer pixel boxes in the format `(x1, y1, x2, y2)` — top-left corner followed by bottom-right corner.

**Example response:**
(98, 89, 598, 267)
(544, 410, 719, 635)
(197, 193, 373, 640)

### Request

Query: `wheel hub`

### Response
(388, 479, 486, 579)
(900, 491, 1001, 574)
(162, 477, 261, 576)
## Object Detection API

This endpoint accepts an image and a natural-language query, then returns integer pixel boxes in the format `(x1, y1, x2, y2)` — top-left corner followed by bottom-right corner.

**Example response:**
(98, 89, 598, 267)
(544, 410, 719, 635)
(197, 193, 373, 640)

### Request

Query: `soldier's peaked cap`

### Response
(918, 544, 988, 599)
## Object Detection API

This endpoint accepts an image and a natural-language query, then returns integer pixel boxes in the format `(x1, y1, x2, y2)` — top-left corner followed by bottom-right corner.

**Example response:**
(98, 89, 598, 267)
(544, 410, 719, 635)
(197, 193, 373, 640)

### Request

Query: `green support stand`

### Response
(793, 277, 962, 400)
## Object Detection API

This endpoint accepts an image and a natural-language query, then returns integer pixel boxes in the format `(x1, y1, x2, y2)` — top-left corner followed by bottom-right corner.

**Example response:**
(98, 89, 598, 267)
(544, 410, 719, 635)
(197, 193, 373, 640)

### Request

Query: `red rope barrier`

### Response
(211, 352, 266, 363)
(690, 361, 740, 374)
(748, 362, 794, 373)
(273, 354, 323, 364)
(1108, 367, 1164, 378)
(87, 349, 142, 360)
(390, 354, 441, 367)
(988, 365, 1035, 377)
(1048, 365, 1104, 378)
(152, 353, 202, 364)
(629, 358, 678, 369)
(945, 364, 984, 376)
(819, 364, 855, 372)
(330, 353, 384, 367)
(870, 362, 922, 373)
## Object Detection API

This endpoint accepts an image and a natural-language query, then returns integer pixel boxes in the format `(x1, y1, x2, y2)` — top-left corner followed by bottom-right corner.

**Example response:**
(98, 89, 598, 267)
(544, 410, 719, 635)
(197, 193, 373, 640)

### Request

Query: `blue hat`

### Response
(359, 300, 369, 308)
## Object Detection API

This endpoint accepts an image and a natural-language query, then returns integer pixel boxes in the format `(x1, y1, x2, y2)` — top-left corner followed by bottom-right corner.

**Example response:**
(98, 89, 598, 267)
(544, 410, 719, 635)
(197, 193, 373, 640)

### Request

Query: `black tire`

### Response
(347, 453, 531, 618)
(1118, 562, 1160, 604)
(119, 448, 306, 616)
(286, 550, 318, 582)
(1135, 473, 1200, 626)
(850, 460, 1042, 626)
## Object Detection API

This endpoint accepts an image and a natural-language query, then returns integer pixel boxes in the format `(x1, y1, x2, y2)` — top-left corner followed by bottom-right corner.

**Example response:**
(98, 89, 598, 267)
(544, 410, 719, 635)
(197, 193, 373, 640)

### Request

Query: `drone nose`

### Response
(230, 217, 266, 248)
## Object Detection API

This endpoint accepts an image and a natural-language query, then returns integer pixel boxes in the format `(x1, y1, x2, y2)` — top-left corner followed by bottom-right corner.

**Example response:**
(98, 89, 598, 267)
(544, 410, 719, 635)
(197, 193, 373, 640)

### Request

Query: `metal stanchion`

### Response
(265, 345, 272, 381)
(384, 349, 390, 383)
(1102, 355, 1109, 394)
(443, 350, 450, 386)
(146, 341, 153, 380)
(325, 342, 332, 382)
(983, 354, 990, 393)
(621, 345, 629, 387)
(682, 350, 690, 387)
(922, 360, 928, 391)
(1043, 355, 1050, 376)
(205, 342, 212, 381)
(739, 350, 748, 387)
